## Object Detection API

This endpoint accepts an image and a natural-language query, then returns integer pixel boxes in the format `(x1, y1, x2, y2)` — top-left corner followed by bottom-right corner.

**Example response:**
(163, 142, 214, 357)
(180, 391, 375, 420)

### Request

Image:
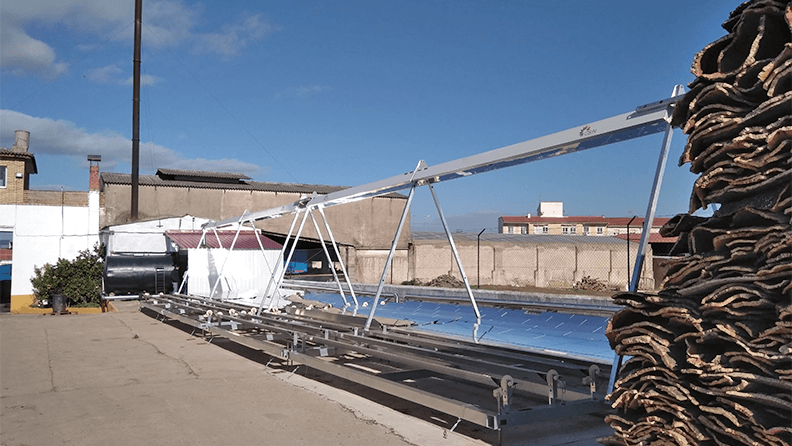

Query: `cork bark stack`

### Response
(602, 1, 791, 445)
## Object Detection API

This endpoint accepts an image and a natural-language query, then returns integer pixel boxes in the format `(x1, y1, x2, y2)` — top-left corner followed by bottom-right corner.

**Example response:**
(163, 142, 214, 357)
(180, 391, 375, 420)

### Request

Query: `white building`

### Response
(1, 132, 101, 310)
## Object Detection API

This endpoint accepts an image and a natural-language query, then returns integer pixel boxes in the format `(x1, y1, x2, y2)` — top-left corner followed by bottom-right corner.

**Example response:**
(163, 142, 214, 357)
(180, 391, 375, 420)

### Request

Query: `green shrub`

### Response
(31, 245, 104, 306)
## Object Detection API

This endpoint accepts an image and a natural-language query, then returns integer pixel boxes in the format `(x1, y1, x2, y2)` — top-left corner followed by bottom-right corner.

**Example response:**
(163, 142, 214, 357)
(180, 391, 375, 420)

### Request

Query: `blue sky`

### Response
(1, 0, 741, 231)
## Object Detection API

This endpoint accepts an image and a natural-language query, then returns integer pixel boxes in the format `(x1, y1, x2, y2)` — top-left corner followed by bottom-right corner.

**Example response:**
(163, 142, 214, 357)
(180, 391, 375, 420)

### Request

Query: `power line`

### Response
(142, 23, 298, 183)
(8, 22, 133, 111)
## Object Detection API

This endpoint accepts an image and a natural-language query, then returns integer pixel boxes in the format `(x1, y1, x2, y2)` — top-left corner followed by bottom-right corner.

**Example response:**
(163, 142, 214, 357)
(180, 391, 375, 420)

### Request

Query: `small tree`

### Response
(31, 245, 104, 306)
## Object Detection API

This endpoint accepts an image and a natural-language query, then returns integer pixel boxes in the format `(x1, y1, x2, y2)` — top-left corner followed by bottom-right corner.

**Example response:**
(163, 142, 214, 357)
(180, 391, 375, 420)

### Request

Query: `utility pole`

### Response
(131, 0, 142, 221)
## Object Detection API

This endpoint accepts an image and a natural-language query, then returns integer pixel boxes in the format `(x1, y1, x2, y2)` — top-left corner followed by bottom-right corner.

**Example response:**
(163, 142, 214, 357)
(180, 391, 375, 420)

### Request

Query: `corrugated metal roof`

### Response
(156, 168, 251, 180)
(100, 172, 408, 199)
(101, 172, 347, 194)
(165, 230, 282, 250)
(411, 231, 633, 246)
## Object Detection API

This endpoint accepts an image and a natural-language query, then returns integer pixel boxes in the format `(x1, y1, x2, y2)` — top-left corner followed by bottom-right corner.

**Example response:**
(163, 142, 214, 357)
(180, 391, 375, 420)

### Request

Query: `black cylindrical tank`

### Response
(103, 254, 178, 295)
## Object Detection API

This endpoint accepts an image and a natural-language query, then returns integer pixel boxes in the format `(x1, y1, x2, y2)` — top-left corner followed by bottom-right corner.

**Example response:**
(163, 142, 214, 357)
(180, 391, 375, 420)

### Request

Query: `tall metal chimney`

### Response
(12, 130, 30, 152)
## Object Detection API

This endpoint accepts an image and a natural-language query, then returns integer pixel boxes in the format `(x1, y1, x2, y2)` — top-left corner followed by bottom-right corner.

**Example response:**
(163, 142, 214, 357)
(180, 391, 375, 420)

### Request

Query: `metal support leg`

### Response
(250, 218, 284, 304)
(317, 205, 359, 306)
(309, 208, 349, 306)
(608, 84, 684, 395)
(267, 208, 310, 312)
(257, 210, 301, 316)
(209, 211, 247, 300)
(364, 184, 416, 331)
(428, 183, 482, 321)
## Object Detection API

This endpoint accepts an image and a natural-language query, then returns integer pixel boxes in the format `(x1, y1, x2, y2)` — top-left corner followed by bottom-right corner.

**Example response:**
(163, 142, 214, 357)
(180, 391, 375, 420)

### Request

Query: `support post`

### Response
(250, 219, 284, 304)
(317, 205, 358, 306)
(309, 208, 349, 306)
(428, 183, 482, 321)
(608, 84, 684, 395)
(364, 184, 416, 331)
(256, 210, 301, 315)
(209, 212, 247, 300)
(267, 207, 310, 312)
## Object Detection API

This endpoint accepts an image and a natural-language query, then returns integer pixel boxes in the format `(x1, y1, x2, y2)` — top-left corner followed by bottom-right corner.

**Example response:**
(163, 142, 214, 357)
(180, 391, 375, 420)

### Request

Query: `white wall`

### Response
(186, 248, 282, 299)
(1, 203, 99, 296)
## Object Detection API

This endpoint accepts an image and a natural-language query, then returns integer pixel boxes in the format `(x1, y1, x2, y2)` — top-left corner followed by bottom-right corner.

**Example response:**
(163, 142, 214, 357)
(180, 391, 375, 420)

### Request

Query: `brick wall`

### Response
(0, 159, 26, 204)
(22, 190, 90, 206)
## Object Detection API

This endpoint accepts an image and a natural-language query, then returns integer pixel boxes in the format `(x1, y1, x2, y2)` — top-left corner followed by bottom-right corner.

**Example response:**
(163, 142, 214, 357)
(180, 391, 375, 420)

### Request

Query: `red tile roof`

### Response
(500, 215, 670, 227)
(165, 230, 282, 250)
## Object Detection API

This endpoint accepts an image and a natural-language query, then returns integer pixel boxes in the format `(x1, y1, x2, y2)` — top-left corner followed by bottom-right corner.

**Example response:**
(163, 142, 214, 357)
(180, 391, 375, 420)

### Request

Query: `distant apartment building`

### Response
(498, 201, 669, 237)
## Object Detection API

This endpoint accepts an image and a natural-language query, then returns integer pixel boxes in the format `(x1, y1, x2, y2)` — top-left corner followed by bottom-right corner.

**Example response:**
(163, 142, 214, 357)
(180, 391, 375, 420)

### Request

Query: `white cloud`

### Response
(0, 19, 68, 78)
(282, 85, 332, 98)
(85, 64, 123, 84)
(194, 14, 278, 57)
(0, 0, 277, 78)
(85, 65, 163, 86)
(0, 109, 262, 177)
(124, 74, 163, 86)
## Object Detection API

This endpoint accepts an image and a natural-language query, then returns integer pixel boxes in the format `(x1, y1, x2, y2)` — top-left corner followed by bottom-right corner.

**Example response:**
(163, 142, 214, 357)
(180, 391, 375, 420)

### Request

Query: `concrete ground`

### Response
(0, 302, 612, 446)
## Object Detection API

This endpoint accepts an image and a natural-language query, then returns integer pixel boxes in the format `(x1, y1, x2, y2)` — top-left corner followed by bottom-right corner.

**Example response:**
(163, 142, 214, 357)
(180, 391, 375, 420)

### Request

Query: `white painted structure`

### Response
(100, 215, 210, 254)
(0, 189, 100, 297)
(185, 248, 282, 300)
(537, 201, 564, 217)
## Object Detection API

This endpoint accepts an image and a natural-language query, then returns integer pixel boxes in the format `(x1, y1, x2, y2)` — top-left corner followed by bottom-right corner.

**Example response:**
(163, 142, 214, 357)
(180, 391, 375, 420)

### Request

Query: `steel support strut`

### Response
(309, 208, 349, 306)
(250, 218, 284, 304)
(257, 209, 301, 315)
(364, 184, 416, 331)
(428, 183, 482, 322)
(317, 205, 358, 306)
(607, 84, 684, 394)
(267, 208, 310, 312)
(209, 211, 248, 300)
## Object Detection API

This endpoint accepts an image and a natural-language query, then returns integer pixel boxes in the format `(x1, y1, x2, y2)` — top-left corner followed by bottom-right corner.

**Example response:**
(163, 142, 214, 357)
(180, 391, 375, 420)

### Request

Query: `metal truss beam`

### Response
(204, 90, 683, 230)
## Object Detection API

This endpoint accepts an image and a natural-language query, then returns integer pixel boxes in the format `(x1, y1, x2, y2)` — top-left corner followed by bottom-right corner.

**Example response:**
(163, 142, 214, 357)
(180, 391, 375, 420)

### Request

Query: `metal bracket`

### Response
(583, 364, 601, 397)
(493, 374, 515, 415)
(547, 369, 560, 405)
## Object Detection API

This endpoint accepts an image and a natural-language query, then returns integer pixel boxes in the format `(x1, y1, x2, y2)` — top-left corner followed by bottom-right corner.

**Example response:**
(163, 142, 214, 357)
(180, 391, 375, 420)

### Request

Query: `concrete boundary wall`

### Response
(407, 235, 654, 291)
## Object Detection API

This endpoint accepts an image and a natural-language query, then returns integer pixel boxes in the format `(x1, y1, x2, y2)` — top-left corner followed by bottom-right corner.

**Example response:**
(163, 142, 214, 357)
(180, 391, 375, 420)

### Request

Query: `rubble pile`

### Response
(424, 274, 466, 288)
(602, 1, 791, 445)
(573, 275, 613, 292)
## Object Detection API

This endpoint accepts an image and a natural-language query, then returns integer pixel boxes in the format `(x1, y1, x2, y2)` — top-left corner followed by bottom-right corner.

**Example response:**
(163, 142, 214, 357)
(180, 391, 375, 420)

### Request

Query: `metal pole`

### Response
(317, 205, 358, 306)
(250, 220, 283, 303)
(267, 208, 310, 312)
(130, 0, 142, 221)
(309, 209, 349, 306)
(256, 210, 301, 315)
(429, 183, 481, 321)
(209, 213, 246, 300)
(608, 84, 684, 395)
(364, 185, 416, 331)
(626, 216, 636, 290)
(477, 228, 485, 288)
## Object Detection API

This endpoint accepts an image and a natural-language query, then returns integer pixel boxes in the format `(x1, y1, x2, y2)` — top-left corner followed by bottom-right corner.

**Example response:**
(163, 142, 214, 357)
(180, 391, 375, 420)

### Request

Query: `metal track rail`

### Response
(140, 293, 610, 434)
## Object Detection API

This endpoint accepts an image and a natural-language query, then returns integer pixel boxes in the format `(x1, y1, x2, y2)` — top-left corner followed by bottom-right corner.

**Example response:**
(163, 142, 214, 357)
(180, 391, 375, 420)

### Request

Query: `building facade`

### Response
(1, 131, 101, 312)
(499, 202, 669, 237)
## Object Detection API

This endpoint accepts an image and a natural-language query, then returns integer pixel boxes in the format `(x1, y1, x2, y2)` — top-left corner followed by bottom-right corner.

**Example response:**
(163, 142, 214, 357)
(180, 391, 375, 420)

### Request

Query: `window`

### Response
(0, 166, 6, 188)
(520, 226, 527, 235)
(534, 225, 548, 234)
(584, 226, 590, 235)
(562, 225, 576, 235)
(597, 226, 604, 235)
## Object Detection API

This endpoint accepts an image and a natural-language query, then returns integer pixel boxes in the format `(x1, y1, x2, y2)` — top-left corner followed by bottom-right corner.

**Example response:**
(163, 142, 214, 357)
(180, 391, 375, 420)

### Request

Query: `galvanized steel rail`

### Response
(140, 293, 610, 434)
